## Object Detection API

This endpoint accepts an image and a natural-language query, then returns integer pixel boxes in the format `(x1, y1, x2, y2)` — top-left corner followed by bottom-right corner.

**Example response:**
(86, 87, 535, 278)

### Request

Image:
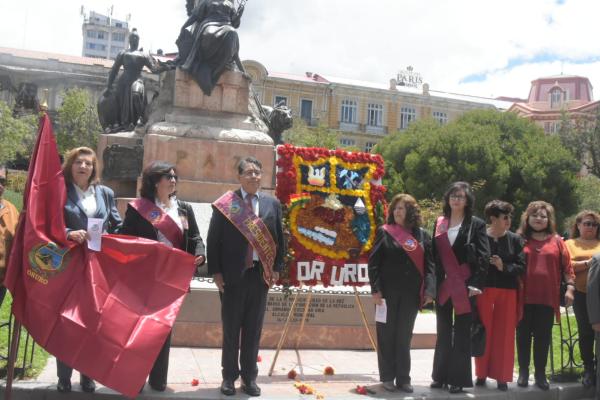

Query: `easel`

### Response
(268, 285, 377, 376)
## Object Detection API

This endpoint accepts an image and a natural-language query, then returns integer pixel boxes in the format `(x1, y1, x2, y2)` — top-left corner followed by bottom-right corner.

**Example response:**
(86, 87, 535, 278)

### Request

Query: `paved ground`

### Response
(4, 347, 596, 400)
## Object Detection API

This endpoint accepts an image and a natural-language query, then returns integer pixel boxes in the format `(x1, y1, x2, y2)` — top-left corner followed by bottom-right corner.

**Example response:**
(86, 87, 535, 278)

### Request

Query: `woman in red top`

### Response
(516, 201, 575, 391)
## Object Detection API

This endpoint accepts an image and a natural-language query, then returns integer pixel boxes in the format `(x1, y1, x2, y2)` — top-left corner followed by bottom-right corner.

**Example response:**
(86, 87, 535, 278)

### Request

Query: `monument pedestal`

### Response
(98, 68, 275, 202)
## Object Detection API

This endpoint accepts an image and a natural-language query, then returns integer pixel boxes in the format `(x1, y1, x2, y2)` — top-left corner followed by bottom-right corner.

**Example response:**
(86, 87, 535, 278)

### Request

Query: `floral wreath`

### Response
(276, 144, 387, 287)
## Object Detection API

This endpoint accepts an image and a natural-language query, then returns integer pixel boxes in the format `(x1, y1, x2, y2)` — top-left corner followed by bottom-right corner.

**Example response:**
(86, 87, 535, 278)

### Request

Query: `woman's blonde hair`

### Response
(62, 147, 99, 185)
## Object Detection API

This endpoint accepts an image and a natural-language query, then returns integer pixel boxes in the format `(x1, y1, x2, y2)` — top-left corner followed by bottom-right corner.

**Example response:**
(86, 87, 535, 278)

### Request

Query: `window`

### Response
(544, 121, 561, 134)
(87, 43, 97, 49)
(367, 103, 383, 126)
(112, 32, 126, 42)
(86, 30, 96, 38)
(432, 111, 448, 125)
(364, 142, 376, 153)
(274, 95, 287, 106)
(97, 31, 105, 40)
(115, 22, 123, 28)
(340, 138, 356, 147)
(400, 106, 417, 130)
(340, 99, 357, 123)
(300, 99, 313, 124)
(550, 88, 563, 108)
(111, 46, 123, 54)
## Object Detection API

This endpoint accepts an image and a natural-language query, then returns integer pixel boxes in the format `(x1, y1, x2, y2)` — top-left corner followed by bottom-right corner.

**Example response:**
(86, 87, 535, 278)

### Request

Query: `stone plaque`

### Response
(102, 144, 144, 180)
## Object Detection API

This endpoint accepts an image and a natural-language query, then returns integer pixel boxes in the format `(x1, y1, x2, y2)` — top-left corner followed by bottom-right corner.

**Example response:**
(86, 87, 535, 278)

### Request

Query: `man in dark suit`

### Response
(586, 254, 600, 398)
(207, 156, 284, 397)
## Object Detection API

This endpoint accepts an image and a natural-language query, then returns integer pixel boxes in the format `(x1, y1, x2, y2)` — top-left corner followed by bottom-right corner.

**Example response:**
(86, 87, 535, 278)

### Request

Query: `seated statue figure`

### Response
(99, 28, 160, 132)
(178, 0, 248, 96)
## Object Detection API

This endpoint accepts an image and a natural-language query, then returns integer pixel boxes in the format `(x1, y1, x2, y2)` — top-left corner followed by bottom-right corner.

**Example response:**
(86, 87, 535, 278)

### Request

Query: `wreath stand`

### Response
(268, 285, 377, 376)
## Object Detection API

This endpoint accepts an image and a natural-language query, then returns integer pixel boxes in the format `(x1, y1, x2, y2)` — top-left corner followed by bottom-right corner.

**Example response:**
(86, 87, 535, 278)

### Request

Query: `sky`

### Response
(1, 0, 600, 100)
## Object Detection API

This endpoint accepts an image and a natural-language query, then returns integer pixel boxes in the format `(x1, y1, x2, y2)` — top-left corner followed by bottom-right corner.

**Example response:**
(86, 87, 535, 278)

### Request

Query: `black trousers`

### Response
(516, 304, 554, 378)
(376, 287, 419, 384)
(148, 332, 171, 388)
(56, 359, 93, 384)
(431, 298, 474, 388)
(220, 267, 268, 382)
(573, 290, 596, 371)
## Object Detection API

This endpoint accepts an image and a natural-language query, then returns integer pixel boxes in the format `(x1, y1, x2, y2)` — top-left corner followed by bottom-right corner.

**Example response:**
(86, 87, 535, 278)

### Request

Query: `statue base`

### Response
(98, 68, 275, 202)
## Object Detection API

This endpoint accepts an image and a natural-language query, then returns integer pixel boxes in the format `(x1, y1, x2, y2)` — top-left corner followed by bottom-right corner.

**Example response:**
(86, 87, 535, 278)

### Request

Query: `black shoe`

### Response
(582, 370, 595, 388)
(241, 380, 261, 396)
(534, 377, 549, 391)
(517, 371, 529, 387)
(80, 376, 96, 393)
(382, 380, 396, 392)
(430, 381, 443, 389)
(149, 381, 167, 392)
(397, 383, 413, 393)
(57, 379, 72, 393)
(475, 377, 486, 386)
(220, 379, 236, 396)
(497, 382, 508, 391)
(448, 385, 463, 394)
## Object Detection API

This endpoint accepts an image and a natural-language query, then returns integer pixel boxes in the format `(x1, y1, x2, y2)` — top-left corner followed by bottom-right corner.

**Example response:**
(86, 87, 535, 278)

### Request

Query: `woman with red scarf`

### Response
(430, 182, 490, 394)
(516, 201, 574, 391)
(368, 194, 435, 393)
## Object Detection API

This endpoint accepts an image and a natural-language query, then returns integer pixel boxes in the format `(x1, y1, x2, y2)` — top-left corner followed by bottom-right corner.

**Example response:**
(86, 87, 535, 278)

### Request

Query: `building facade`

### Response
(508, 75, 600, 134)
(82, 11, 130, 60)
(244, 60, 511, 152)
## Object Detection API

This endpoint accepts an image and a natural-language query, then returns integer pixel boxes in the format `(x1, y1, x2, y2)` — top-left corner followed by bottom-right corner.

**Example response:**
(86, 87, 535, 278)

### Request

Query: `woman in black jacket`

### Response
(368, 194, 435, 393)
(430, 182, 490, 394)
(121, 161, 205, 391)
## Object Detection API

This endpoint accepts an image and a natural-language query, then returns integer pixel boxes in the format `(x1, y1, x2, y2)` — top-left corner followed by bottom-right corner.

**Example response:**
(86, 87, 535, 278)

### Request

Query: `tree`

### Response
(283, 119, 340, 149)
(376, 109, 580, 227)
(558, 107, 600, 177)
(55, 88, 101, 154)
(0, 100, 37, 164)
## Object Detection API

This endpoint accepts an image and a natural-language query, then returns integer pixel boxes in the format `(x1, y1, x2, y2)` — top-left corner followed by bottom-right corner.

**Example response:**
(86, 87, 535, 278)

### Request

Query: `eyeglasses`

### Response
(163, 173, 178, 181)
(582, 221, 599, 227)
(241, 170, 262, 178)
(449, 195, 466, 201)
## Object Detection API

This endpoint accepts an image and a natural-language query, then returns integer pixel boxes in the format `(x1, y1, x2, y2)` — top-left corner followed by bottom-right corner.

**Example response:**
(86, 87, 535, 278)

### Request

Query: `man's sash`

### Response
(129, 198, 184, 249)
(213, 191, 276, 286)
(435, 216, 472, 315)
(382, 224, 426, 307)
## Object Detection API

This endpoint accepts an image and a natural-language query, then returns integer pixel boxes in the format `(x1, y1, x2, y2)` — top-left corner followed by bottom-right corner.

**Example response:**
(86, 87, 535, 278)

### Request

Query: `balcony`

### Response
(366, 125, 386, 135)
(339, 121, 360, 132)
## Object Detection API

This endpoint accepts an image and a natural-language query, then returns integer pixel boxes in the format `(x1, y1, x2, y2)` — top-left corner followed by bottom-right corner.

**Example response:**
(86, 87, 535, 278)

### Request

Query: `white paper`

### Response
(375, 299, 387, 323)
(87, 218, 103, 251)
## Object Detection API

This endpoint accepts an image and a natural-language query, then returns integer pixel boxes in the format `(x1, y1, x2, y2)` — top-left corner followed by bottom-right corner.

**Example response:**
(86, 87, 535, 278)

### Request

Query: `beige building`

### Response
(244, 60, 512, 152)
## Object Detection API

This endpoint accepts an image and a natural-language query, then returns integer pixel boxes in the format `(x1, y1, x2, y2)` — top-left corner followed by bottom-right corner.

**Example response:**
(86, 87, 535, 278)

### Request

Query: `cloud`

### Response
(1, 0, 599, 100)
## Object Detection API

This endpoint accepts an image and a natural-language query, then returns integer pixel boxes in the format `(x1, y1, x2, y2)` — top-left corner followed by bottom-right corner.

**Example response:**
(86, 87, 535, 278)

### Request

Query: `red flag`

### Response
(5, 114, 195, 398)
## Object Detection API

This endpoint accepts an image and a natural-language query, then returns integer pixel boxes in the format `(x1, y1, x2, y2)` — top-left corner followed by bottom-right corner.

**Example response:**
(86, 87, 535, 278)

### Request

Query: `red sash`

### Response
(129, 198, 184, 250)
(382, 224, 426, 307)
(212, 191, 277, 286)
(435, 216, 472, 315)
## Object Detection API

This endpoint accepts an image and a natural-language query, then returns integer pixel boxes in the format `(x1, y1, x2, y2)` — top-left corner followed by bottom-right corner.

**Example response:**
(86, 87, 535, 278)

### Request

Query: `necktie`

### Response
(244, 194, 255, 269)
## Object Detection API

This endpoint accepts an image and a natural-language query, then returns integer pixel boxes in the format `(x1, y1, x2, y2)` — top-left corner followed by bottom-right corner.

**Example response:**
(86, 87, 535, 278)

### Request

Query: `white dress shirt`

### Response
(155, 196, 183, 248)
(74, 184, 97, 218)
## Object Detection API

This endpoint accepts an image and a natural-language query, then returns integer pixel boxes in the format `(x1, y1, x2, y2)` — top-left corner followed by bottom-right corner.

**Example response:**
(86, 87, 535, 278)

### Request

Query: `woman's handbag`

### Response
(470, 302, 486, 357)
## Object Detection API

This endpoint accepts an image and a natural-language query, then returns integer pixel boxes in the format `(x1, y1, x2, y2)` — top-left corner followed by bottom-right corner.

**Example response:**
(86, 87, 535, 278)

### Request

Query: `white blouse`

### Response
(155, 197, 183, 248)
(447, 223, 462, 246)
(75, 184, 97, 218)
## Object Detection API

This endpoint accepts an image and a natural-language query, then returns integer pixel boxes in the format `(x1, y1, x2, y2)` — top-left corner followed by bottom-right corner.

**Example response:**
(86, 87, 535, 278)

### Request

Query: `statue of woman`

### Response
(178, 0, 248, 96)
(101, 29, 160, 132)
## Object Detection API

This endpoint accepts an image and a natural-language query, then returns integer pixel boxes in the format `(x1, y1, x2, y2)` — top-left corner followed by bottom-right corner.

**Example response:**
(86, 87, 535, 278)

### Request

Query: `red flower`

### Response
(287, 369, 297, 379)
(323, 366, 334, 375)
(191, 378, 199, 386)
(356, 385, 367, 395)
(257, 355, 262, 362)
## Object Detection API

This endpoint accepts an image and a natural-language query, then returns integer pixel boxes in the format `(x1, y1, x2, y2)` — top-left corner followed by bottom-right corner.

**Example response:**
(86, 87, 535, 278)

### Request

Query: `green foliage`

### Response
(0, 101, 38, 164)
(376, 109, 580, 227)
(283, 119, 341, 149)
(574, 175, 600, 212)
(3, 189, 22, 211)
(558, 107, 600, 177)
(55, 88, 101, 154)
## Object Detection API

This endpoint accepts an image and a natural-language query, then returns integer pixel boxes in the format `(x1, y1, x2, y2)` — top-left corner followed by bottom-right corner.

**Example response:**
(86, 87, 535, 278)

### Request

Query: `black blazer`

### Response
(64, 183, 122, 234)
(432, 215, 490, 291)
(484, 230, 526, 289)
(121, 199, 205, 257)
(368, 226, 436, 300)
(206, 189, 285, 285)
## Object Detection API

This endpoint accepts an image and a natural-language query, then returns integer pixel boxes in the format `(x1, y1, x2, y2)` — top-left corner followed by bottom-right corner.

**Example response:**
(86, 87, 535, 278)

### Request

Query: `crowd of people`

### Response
(1, 148, 600, 397)
(368, 180, 600, 396)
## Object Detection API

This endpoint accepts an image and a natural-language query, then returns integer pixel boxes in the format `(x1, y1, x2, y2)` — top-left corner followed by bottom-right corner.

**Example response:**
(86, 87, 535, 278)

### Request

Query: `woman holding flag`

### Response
(368, 193, 435, 393)
(121, 161, 205, 391)
(57, 146, 122, 393)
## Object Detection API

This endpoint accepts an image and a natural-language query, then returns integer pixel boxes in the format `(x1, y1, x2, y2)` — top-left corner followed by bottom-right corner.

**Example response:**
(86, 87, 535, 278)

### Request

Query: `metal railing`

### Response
(0, 312, 37, 379)
(549, 305, 581, 382)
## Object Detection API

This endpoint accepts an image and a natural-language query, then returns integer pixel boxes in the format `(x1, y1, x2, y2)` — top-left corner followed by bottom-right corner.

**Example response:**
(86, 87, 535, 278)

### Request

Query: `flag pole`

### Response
(5, 89, 49, 400)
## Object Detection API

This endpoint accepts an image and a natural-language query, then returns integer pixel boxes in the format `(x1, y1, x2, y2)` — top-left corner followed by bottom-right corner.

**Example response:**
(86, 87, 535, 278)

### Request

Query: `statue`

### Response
(261, 101, 293, 145)
(177, 0, 249, 96)
(98, 28, 162, 133)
